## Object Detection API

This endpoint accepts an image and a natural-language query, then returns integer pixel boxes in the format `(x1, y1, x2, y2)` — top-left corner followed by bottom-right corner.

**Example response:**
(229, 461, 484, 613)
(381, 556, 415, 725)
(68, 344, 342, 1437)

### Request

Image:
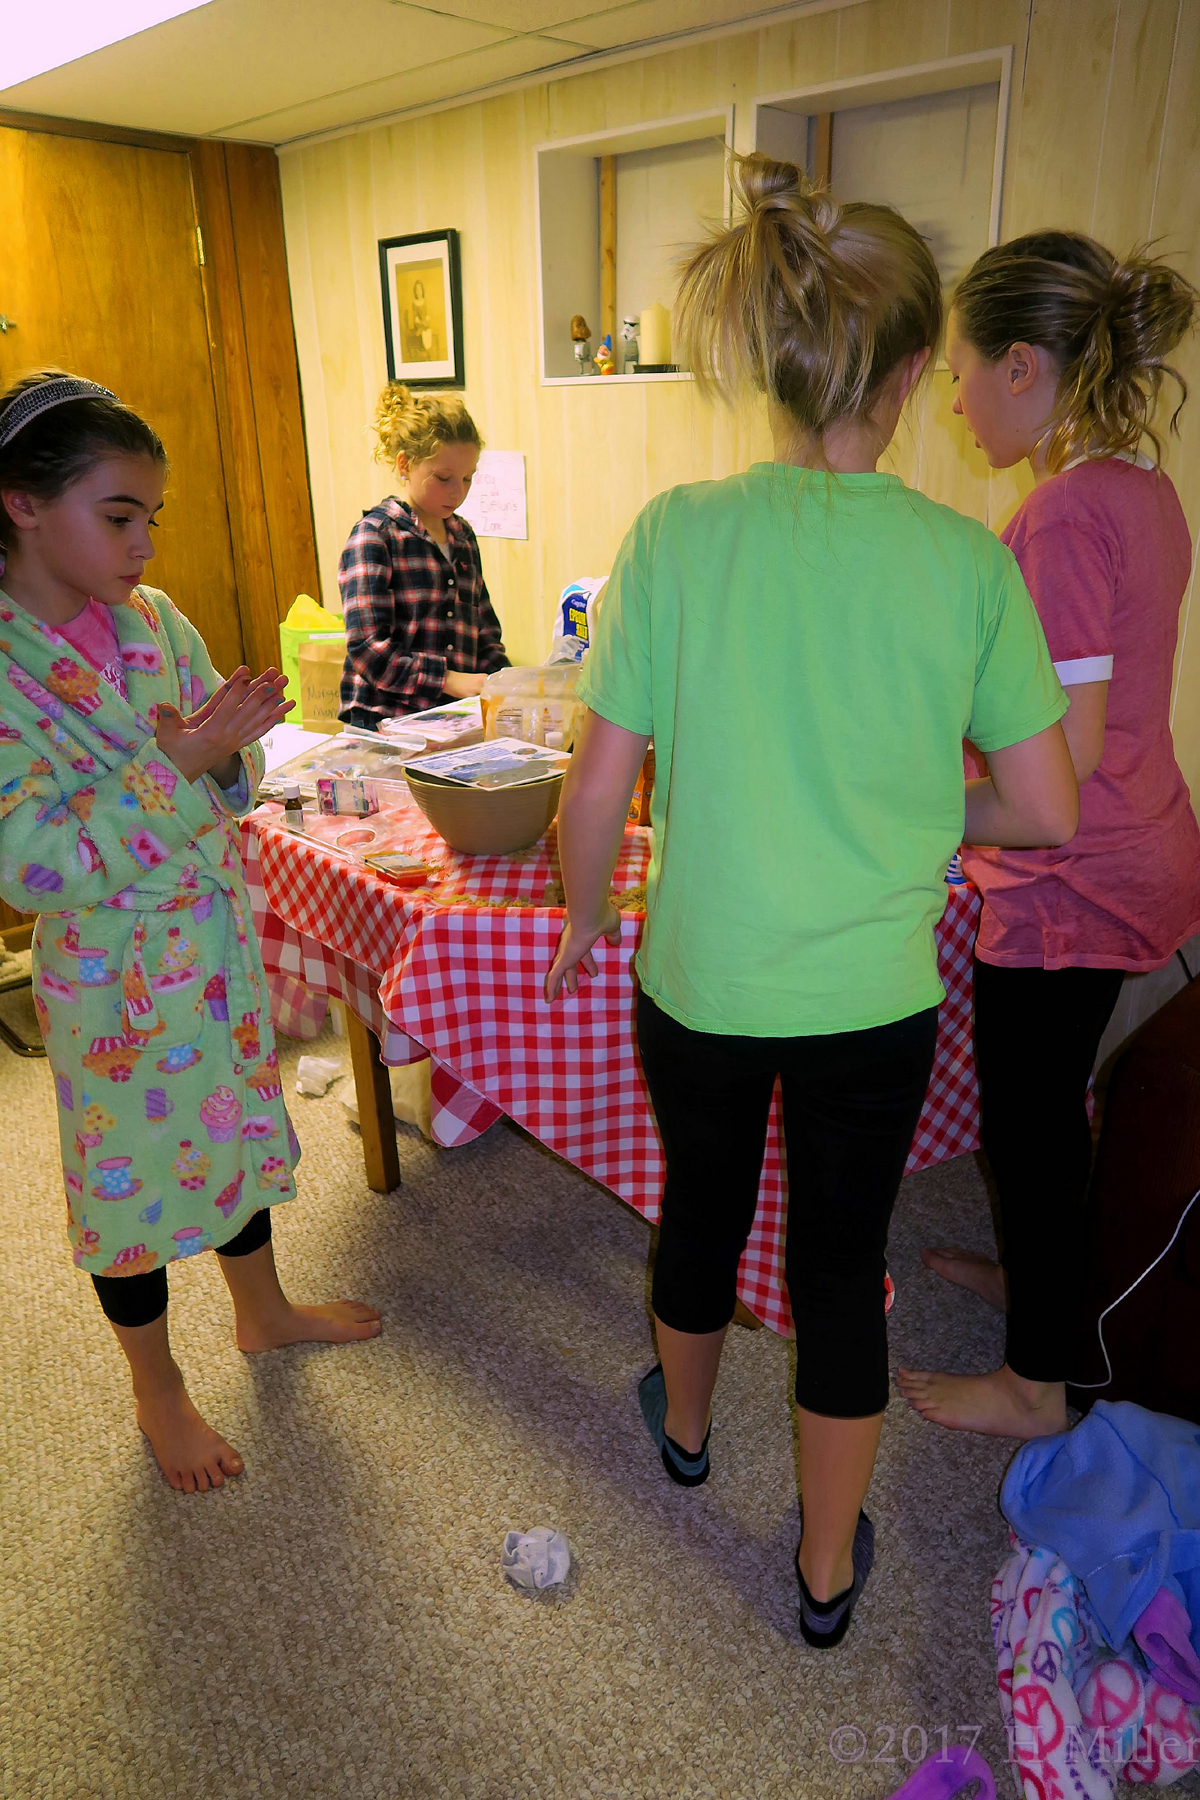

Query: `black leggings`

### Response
(90, 1208, 273, 1329)
(973, 958, 1124, 1382)
(636, 990, 938, 1418)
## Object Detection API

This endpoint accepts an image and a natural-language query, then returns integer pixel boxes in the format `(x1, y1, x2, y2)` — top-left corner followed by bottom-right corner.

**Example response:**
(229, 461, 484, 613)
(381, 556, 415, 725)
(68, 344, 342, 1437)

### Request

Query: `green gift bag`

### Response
(279, 594, 345, 712)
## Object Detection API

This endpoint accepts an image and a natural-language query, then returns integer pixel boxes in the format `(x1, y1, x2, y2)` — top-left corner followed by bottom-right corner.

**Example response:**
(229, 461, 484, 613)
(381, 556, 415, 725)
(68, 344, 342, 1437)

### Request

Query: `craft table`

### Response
(242, 802, 983, 1336)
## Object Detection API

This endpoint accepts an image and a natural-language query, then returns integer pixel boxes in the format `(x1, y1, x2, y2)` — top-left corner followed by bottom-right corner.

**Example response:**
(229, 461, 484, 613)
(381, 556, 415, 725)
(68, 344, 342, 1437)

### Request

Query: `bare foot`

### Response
(136, 1377, 244, 1494)
(236, 1299, 382, 1354)
(895, 1363, 1067, 1439)
(921, 1245, 1008, 1310)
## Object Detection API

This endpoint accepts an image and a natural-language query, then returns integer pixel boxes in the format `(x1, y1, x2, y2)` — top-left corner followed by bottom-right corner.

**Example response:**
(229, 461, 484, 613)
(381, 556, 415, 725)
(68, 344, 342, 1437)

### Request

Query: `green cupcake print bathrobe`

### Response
(0, 584, 298, 1278)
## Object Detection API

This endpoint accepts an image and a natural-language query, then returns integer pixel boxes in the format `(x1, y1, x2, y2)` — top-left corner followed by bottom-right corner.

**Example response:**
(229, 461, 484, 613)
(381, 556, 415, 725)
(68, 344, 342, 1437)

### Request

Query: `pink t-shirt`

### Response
(962, 458, 1200, 969)
(56, 598, 127, 700)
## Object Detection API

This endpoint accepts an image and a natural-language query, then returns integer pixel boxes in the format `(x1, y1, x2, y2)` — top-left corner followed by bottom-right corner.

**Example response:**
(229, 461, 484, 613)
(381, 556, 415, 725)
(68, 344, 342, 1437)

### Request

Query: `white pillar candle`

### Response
(639, 302, 672, 366)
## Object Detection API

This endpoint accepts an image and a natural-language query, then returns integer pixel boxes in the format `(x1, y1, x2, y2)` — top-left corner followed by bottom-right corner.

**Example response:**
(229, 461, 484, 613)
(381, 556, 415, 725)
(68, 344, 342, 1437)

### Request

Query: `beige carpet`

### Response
(0, 1019, 1179, 1800)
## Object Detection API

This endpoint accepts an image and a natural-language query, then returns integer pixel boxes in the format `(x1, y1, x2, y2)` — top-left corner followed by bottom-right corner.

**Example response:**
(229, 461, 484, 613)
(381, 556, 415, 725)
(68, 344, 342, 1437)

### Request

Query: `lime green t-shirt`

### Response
(575, 464, 1067, 1036)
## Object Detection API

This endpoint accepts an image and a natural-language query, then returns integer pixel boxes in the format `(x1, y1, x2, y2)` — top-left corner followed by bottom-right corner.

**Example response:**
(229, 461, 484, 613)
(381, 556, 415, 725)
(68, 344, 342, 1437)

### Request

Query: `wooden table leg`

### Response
(345, 1009, 402, 1192)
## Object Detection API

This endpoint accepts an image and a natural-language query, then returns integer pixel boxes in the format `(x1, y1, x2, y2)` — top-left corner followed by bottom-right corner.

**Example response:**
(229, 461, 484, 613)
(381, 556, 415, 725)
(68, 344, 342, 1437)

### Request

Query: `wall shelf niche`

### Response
(753, 47, 1014, 290)
(535, 108, 732, 387)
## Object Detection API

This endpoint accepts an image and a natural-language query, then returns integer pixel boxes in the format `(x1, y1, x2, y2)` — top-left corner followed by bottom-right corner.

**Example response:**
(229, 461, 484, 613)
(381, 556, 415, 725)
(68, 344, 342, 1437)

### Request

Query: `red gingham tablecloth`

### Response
(242, 802, 983, 1336)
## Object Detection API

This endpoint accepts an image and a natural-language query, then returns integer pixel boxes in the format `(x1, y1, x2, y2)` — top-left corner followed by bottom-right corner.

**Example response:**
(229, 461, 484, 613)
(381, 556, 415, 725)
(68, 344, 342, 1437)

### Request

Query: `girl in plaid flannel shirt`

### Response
(338, 385, 508, 727)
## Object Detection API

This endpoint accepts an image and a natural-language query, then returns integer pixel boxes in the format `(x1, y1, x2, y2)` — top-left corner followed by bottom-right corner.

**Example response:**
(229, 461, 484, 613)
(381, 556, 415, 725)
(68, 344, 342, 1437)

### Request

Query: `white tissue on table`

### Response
(295, 1055, 344, 1097)
(501, 1528, 571, 1593)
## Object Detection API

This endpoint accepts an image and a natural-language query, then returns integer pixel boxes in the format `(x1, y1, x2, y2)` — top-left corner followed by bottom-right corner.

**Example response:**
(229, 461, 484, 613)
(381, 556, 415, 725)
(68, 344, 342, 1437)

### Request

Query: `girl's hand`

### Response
(156, 668, 293, 784)
(544, 903, 623, 1002)
(442, 670, 487, 699)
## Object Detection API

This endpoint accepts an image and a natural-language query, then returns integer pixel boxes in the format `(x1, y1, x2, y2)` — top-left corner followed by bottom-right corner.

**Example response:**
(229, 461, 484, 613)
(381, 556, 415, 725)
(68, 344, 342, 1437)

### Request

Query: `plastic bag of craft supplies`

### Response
(279, 593, 345, 714)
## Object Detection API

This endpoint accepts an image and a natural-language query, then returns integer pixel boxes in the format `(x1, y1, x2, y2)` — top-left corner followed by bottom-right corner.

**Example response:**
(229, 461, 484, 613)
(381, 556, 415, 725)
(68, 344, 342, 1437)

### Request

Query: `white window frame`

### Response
(534, 106, 734, 388)
(748, 46, 1015, 248)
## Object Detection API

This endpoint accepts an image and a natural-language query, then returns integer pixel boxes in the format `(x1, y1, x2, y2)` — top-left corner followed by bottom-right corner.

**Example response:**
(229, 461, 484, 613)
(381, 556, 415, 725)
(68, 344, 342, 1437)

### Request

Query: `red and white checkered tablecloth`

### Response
(242, 802, 982, 1336)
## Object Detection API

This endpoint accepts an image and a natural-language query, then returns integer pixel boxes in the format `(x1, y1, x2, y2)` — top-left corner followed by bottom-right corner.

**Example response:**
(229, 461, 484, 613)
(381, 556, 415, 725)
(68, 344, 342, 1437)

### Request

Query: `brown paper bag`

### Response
(298, 637, 345, 732)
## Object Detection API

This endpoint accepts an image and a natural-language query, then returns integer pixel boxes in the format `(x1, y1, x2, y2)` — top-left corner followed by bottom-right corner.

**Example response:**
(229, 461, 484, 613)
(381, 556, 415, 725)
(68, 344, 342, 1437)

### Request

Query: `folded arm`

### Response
(964, 719, 1079, 849)
(0, 741, 218, 914)
(1058, 679, 1108, 784)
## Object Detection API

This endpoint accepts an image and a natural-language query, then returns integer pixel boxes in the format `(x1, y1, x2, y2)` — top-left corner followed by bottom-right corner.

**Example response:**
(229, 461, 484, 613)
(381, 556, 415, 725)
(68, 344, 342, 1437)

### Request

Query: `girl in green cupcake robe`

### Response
(0, 371, 381, 1494)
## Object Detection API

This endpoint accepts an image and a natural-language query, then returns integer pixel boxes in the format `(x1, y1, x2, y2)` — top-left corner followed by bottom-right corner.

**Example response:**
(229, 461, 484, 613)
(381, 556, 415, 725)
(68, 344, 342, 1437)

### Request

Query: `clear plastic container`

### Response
(260, 733, 418, 812)
(481, 666, 584, 750)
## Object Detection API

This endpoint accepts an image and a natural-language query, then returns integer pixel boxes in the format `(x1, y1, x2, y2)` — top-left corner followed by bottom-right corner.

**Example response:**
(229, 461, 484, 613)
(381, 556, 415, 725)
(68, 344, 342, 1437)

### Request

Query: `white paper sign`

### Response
(457, 449, 527, 540)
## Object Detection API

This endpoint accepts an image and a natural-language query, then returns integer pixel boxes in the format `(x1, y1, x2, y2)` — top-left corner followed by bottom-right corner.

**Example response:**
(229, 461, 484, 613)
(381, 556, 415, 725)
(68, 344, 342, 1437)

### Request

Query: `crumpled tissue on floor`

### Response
(502, 1528, 571, 1594)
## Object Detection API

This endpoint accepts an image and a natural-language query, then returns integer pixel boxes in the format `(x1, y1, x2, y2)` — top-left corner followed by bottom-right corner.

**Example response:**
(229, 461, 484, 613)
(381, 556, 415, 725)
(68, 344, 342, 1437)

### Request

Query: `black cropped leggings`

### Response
(973, 957, 1124, 1382)
(90, 1208, 273, 1329)
(636, 990, 938, 1418)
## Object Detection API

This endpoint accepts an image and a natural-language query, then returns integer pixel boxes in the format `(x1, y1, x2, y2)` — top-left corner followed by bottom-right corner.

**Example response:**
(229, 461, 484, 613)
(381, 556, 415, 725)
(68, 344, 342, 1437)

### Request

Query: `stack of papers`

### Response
(406, 737, 570, 790)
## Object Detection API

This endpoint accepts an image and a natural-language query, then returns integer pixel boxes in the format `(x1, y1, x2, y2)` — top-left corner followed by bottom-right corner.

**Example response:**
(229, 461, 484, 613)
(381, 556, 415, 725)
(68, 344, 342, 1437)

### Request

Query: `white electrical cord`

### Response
(1073, 1185, 1200, 1389)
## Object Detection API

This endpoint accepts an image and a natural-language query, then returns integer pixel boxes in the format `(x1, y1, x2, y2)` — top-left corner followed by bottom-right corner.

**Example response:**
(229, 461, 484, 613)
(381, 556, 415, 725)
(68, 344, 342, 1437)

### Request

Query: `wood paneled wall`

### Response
(279, 0, 1200, 795)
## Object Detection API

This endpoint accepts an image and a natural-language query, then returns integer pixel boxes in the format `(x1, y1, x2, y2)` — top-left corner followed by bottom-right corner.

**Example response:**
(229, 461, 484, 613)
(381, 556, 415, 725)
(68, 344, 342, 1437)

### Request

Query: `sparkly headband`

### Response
(0, 377, 120, 449)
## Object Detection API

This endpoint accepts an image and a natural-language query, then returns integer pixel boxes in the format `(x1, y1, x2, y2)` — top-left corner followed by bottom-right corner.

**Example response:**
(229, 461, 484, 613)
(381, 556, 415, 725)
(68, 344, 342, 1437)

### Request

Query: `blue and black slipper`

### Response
(637, 1363, 711, 1487)
(795, 1510, 875, 1648)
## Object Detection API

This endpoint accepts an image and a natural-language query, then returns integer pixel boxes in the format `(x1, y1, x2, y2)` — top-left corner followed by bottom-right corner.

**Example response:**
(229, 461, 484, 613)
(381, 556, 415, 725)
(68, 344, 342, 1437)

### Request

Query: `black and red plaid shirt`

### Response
(338, 496, 508, 721)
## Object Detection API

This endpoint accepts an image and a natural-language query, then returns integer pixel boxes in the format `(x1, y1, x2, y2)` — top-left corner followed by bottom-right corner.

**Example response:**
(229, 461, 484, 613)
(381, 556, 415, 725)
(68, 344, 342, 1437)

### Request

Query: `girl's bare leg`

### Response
(920, 1246, 1008, 1310)
(217, 1238, 382, 1353)
(655, 1317, 727, 1453)
(111, 1313, 243, 1494)
(796, 1409, 883, 1599)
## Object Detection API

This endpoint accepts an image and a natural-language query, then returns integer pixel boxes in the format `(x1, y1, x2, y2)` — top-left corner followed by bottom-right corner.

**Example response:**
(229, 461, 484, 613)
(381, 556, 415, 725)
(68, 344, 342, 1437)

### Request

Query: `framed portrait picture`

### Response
(378, 229, 465, 389)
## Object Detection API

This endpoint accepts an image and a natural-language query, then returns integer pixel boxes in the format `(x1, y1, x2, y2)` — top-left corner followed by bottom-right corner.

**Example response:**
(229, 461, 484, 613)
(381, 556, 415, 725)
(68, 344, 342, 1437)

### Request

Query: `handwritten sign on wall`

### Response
(457, 449, 528, 540)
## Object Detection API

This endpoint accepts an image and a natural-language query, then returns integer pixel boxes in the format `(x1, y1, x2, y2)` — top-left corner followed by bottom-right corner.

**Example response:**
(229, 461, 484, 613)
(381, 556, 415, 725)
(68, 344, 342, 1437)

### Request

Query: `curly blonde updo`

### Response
(373, 382, 482, 467)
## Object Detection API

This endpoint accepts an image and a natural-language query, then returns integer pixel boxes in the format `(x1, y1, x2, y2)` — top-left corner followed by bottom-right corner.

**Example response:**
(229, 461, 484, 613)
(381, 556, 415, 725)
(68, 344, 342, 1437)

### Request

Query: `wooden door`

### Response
(0, 125, 244, 673)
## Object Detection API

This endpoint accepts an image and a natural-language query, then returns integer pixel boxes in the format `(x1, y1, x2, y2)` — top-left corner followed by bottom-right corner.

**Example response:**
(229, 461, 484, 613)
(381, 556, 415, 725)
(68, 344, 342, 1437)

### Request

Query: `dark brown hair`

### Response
(674, 153, 942, 438)
(0, 368, 166, 549)
(952, 231, 1196, 470)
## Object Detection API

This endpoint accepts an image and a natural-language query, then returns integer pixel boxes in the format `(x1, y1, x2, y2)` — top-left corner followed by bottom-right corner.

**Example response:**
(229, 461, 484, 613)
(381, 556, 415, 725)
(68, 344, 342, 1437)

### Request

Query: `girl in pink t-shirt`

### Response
(898, 230, 1200, 1440)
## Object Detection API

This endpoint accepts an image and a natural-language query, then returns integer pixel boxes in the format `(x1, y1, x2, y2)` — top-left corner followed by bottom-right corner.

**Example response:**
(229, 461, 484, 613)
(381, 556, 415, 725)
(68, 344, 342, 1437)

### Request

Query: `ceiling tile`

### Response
(560, 0, 773, 50)
(0, 0, 511, 138)
(0, 0, 779, 145)
(235, 34, 590, 141)
(404, 0, 634, 28)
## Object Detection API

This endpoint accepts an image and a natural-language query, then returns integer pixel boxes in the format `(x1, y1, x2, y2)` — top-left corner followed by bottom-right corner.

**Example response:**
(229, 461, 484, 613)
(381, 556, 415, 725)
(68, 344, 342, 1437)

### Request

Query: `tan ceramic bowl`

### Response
(405, 767, 564, 856)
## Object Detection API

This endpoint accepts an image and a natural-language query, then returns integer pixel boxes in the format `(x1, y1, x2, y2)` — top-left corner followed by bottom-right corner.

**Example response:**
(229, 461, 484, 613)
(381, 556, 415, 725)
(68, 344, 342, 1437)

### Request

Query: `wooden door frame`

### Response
(0, 107, 321, 937)
(0, 106, 321, 675)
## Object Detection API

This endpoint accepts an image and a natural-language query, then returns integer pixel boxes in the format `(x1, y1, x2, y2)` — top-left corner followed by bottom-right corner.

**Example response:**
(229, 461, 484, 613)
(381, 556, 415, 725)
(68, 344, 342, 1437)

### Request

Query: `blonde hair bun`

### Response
(953, 230, 1197, 469)
(373, 382, 482, 466)
(674, 151, 941, 438)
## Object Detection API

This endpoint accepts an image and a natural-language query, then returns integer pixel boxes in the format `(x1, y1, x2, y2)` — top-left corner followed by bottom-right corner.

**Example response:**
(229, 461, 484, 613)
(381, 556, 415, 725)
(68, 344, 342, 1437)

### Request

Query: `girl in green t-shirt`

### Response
(544, 154, 1078, 1650)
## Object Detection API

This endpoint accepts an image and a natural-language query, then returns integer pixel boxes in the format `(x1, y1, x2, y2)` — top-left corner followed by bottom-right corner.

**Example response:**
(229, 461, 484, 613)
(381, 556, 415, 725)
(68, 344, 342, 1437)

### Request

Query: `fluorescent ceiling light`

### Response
(2, 0, 214, 89)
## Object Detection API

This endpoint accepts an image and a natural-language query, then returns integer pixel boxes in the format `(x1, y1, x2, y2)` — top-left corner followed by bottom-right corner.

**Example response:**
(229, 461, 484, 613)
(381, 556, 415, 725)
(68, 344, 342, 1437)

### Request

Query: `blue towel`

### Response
(1000, 1400, 1200, 1653)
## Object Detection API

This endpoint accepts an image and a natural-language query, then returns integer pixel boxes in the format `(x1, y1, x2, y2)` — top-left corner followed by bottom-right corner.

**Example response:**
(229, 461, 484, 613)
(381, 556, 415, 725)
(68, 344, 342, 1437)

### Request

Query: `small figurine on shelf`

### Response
(594, 333, 616, 375)
(621, 316, 640, 372)
(570, 313, 593, 375)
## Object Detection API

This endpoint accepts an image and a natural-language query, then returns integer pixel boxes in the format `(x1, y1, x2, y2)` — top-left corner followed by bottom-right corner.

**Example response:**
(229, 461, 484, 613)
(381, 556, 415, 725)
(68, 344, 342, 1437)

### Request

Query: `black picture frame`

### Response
(378, 229, 465, 389)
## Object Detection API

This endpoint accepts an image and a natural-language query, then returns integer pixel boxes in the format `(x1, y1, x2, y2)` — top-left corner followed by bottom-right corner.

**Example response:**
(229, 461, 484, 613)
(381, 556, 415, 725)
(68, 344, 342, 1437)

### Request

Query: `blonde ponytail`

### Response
(675, 153, 942, 436)
(373, 382, 482, 466)
(952, 231, 1197, 470)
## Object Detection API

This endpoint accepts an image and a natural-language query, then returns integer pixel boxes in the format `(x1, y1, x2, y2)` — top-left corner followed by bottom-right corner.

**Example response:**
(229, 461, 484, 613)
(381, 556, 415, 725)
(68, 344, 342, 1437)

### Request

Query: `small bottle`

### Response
(280, 780, 304, 831)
